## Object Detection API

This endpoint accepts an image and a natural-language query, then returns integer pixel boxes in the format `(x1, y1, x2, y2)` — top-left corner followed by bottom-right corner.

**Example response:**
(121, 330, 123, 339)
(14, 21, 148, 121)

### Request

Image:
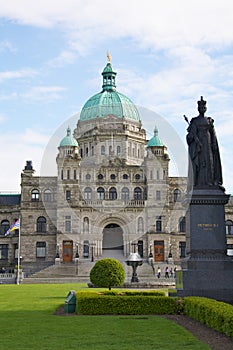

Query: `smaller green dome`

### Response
(147, 126, 165, 147)
(59, 127, 78, 147)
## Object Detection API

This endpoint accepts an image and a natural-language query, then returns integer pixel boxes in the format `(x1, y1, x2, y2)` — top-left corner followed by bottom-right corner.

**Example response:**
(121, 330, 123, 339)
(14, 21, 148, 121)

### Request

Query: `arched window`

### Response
(86, 173, 91, 181)
(179, 217, 186, 232)
(138, 217, 144, 233)
(84, 187, 92, 200)
(135, 174, 141, 180)
(31, 189, 39, 201)
(117, 146, 121, 156)
(121, 187, 129, 200)
(226, 220, 233, 235)
(101, 145, 105, 155)
(156, 216, 162, 232)
(67, 169, 70, 180)
(109, 187, 117, 200)
(83, 217, 89, 233)
(80, 148, 83, 157)
(36, 217, 46, 233)
(43, 189, 52, 202)
(110, 174, 116, 180)
(134, 187, 142, 200)
(0, 220, 10, 235)
(61, 169, 64, 180)
(109, 145, 113, 155)
(97, 187, 105, 200)
(123, 174, 128, 180)
(98, 174, 104, 180)
(174, 189, 181, 202)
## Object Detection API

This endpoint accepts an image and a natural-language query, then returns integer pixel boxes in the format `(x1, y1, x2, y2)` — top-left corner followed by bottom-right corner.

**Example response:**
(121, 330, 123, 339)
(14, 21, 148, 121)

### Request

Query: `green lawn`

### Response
(0, 284, 210, 350)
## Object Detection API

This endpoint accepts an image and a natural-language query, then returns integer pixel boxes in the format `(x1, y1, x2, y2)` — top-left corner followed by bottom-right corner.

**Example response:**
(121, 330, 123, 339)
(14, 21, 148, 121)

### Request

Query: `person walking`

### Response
(157, 266, 161, 279)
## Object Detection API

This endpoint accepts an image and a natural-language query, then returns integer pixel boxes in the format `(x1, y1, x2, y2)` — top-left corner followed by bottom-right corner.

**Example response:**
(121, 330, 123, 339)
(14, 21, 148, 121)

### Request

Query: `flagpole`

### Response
(17, 218, 21, 285)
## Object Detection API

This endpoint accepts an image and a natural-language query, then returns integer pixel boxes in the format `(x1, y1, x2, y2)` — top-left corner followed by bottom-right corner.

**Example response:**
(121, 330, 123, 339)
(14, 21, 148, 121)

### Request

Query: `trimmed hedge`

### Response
(184, 297, 233, 338)
(76, 293, 180, 315)
(100, 290, 166, 296)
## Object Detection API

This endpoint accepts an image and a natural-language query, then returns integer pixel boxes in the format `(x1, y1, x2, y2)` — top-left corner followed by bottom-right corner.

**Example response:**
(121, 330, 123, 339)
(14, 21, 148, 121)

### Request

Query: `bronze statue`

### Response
(185, 97, 223, 190)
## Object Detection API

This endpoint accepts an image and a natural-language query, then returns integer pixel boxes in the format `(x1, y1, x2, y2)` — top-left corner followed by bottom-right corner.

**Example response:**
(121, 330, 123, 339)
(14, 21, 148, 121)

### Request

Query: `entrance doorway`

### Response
(102, 224, 123, 258)
(62, 240, 73, 262)
(154, 240, 164, 262)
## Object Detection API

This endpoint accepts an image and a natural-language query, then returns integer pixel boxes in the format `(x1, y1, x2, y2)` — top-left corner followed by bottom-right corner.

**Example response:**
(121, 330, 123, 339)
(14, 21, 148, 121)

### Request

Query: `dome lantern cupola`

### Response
(59, 126, 78, 148)
(102, 52, 117, 92)
(147, 125, 168, 158)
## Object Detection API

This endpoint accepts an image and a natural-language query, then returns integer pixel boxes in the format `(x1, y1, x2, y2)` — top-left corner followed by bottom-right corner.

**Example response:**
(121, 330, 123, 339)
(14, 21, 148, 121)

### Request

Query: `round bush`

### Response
(90, 258, 125, 290)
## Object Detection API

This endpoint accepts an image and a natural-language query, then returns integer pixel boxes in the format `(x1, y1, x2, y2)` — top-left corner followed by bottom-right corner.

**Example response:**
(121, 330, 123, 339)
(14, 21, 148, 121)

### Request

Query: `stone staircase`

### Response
(23, 258, 176, 287)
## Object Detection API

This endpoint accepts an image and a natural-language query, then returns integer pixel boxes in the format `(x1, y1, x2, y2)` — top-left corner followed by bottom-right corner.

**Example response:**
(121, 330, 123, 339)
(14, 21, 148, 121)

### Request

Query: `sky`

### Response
(0, 0, 233, 193)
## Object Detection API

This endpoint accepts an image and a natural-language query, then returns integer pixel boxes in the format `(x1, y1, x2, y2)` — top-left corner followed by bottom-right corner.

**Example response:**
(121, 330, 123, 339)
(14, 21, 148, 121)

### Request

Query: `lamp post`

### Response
(126, 252, 143, 282)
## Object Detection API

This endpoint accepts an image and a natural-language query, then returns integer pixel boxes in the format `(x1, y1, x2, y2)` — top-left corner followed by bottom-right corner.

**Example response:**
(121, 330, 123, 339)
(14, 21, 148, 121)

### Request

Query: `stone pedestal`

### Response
(178, 188, 233, 302)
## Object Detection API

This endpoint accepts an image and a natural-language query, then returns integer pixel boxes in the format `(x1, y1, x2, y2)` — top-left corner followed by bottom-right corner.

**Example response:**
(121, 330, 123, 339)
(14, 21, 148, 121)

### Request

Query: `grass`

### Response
(0, 284, 210, 350)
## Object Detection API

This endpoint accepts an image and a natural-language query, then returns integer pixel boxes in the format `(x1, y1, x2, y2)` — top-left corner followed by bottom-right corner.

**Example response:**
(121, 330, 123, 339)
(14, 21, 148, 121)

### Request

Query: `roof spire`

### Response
(107, 51, 111, 62)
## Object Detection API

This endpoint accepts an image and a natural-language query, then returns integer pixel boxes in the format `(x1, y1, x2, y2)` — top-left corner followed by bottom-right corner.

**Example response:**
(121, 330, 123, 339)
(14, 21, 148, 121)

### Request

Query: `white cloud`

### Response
(22, 86, 66, 102)
(0, 113, 7, 123)
(0, 128, 50, 191)
(0, 40, 16, 53)
(48, 50, 77, 67)
(0, 1, 233, 53)
(0, 68, 37, 83)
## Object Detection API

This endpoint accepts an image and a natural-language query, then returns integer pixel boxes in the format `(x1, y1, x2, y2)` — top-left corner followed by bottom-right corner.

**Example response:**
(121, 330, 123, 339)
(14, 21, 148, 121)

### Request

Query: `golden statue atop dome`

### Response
(107, 51, 111, 62)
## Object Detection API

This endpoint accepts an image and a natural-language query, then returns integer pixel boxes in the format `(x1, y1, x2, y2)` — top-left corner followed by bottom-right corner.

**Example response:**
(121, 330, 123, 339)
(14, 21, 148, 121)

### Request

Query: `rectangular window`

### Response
(156, 190, 161, 200)
(67, 170, 70, 180)
(66, 190, 71, 201)
(83, 240, 89, 258)
(74, 169, 77, 180)
(0, 244, 8, 260)
(156, 217, 162, 232)
(179, 242, 186, 258)
(65, 216, 71, 232)
(36, 242, 46, 258)
(227, 244, 233, 256)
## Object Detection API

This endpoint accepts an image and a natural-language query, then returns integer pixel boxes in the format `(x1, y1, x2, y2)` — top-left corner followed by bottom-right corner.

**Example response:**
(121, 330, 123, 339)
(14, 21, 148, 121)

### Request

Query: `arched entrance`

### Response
(102, 224, 123, 258)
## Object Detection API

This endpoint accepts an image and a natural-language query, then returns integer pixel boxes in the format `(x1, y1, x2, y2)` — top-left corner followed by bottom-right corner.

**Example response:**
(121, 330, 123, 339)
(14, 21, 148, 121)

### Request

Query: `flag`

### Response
(5, 219, 20, 236)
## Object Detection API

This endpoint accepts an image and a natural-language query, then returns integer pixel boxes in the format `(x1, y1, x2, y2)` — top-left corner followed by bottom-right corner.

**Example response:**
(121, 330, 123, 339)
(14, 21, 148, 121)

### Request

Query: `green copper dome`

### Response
(147, 126, 165, 147)
(80, 60, 140, 122)
(59, 127, 78, 147)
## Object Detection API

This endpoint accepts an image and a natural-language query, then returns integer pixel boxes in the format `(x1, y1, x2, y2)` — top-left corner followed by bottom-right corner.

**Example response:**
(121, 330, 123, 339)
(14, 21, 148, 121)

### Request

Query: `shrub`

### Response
(184, 297, 233, 338)
(90, 258, 125, 290)
(76, 293, 179, 315)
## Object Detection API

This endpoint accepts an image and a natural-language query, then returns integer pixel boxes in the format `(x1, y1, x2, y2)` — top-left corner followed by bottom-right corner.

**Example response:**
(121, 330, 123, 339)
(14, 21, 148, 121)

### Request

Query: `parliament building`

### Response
(1, 58, 233, 275)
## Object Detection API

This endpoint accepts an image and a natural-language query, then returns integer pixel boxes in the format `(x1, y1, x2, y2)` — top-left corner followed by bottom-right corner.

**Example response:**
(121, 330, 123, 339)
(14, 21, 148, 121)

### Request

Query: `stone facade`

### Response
(0, 60, 233, 275)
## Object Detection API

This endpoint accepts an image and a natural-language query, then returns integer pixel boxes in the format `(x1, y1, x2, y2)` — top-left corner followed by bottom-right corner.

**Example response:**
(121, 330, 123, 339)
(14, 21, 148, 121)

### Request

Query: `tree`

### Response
(90, 258, 125, 290)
